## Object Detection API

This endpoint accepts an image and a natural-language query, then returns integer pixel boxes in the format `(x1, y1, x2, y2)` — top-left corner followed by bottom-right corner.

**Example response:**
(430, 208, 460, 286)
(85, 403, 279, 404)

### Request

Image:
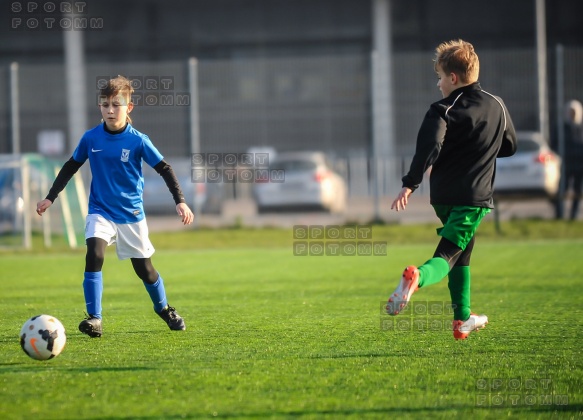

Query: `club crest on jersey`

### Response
(121, 149, 130, 162)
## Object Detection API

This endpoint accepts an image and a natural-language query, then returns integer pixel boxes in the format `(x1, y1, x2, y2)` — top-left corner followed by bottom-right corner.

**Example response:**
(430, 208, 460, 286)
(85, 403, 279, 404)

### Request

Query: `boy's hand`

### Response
(391, 187, 413, 212)
(36, 199, 53, 216)
(176, 203, 194, 225)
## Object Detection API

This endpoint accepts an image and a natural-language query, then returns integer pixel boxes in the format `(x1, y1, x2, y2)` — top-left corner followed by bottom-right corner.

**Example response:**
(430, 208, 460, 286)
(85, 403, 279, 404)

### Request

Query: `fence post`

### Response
(22, 157, 32, 249)
(493, 198, 502, 234)
(555, 44, 565, 218)
(63, 14, 88, 153)
(10, 62, 20, 155)
(535, 0, 550, 142)
(188, 57, 201, 226)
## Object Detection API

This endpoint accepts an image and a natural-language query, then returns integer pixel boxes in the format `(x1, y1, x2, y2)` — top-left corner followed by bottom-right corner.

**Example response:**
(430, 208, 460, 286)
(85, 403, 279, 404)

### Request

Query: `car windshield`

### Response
(516, 139, 542, 152)
(270, 160, 317, 171)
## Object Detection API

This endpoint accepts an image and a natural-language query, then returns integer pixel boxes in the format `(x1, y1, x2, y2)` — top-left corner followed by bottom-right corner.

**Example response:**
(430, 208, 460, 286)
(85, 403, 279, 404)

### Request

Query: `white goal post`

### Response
(0, 154, 87, 249)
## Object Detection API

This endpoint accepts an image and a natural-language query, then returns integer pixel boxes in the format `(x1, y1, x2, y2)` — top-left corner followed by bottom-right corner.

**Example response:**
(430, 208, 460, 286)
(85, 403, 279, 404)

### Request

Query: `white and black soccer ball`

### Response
(20, 315, 66, 360)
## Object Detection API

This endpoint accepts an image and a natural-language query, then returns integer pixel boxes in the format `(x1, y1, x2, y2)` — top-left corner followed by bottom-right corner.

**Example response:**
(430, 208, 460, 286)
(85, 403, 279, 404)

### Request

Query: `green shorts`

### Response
(432, 205, 491, 250)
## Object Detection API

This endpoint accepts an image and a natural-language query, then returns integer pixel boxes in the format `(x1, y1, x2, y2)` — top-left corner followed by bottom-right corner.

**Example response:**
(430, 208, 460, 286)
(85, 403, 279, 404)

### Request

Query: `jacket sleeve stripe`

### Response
(481, 89, 507, 132)
(445, 92, 464, 120)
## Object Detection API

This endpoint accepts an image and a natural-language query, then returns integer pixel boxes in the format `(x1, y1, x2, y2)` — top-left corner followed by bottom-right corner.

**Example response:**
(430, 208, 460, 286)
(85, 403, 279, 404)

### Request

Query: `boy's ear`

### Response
(450, 72, 458, 85)
(127, 102, 134, 113)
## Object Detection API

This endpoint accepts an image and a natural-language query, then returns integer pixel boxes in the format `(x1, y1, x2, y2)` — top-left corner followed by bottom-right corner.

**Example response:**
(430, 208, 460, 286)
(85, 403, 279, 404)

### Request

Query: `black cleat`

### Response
(156, 305, 186, 331)
(79, 315, 103, 338)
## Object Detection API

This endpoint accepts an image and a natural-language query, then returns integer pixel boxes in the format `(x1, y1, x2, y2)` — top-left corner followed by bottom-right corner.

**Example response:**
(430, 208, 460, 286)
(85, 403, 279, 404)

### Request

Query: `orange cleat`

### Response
(386, 265, 419, 316)
(453, 313, 488, 340)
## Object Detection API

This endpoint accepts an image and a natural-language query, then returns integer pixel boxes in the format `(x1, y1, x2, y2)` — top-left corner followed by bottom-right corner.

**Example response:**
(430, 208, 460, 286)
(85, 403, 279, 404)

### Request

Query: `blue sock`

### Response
(143, 275, 167, 313)
(83, 271, 103, 319)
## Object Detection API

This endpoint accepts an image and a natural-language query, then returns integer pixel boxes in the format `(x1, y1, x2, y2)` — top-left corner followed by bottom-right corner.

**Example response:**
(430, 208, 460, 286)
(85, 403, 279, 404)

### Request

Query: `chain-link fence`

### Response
(1, 47, 582, 224)
(5, 47, 583, 157)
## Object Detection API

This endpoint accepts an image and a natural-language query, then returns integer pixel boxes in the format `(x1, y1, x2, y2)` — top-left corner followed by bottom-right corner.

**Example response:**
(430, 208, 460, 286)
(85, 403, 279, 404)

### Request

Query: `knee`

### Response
(85, 241, 105, 271)
(454, 252, 472, 267)
(433, 237, 464, 270)
(132, 258, 159, 284)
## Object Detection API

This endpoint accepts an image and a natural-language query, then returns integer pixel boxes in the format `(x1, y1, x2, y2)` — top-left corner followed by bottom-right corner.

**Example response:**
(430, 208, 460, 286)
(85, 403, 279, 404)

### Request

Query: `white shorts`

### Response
(85, 214, 155, 260)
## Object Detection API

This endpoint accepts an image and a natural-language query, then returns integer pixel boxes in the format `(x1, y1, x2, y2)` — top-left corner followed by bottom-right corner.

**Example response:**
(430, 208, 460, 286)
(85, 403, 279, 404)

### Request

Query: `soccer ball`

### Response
(19, 315, 66, 360)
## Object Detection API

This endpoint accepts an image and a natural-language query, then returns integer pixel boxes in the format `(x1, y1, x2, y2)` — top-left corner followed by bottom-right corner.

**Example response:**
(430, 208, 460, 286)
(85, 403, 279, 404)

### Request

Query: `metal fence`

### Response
(2, 46, 583, 196)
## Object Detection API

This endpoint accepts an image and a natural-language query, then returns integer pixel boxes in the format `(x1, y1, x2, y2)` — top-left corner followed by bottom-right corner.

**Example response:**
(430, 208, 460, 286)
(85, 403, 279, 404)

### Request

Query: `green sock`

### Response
(448, 265, 471, 321)
(418, 257, 450, 288)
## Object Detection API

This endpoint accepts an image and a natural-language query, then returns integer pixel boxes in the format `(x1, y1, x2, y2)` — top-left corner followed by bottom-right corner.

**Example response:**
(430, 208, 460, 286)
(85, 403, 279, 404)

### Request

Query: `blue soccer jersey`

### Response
(73, 123, 163, 224)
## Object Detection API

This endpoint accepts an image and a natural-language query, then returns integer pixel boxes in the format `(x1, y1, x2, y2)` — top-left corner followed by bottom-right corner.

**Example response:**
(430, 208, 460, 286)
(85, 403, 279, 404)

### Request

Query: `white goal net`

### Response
(0, 154, 87, 249)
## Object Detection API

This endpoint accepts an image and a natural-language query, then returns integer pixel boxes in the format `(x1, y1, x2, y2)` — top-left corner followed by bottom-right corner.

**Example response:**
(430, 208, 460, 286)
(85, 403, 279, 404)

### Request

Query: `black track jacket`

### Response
(402, 82, 517, 209)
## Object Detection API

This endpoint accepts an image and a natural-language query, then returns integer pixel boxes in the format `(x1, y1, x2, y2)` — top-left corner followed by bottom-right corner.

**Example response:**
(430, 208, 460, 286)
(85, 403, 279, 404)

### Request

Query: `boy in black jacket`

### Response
(386, 39, 517, 339)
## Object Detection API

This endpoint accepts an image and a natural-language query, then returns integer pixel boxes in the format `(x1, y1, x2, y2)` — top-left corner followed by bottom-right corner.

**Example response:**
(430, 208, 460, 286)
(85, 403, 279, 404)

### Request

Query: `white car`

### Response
(494, 131, 561, 199)
(253, 151, 347, 213)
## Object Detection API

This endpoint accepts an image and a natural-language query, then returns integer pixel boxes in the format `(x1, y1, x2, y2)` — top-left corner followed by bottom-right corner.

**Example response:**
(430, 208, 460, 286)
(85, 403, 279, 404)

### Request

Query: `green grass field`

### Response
(1, 221, 582, 419)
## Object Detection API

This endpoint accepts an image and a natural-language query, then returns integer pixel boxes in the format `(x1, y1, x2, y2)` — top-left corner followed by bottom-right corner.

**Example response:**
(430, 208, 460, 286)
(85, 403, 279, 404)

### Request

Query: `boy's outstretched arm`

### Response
(402, 108, 446, 189)
(36, 157, 84, 216)
(497, 125, 517, 158)
(36, 198, 53, 216)
(391, 107, 445, 212)
(391, 187, 413, 211)
(176, 202, 194, 225)
(153, 160, 194, 225)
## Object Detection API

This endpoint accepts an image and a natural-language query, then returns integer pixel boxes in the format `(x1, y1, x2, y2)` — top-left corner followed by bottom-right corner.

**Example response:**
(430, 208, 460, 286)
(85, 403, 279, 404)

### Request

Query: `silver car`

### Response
(142, 158, 207, 214)
(253, 151, 347, 213)
(494, 131, 561, 199)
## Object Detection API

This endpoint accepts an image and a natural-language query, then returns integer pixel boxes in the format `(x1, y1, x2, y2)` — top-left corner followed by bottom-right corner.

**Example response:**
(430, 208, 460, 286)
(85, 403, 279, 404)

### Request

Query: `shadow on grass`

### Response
(476, 404, 583, 414)
(306, 352, 405, 359)
(0, 364, 155, 373)
(68, 403, 583, 419)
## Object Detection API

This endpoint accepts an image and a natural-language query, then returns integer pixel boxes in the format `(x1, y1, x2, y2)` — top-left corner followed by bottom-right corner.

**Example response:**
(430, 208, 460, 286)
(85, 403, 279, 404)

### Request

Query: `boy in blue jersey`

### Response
(36, 75, 194, 338)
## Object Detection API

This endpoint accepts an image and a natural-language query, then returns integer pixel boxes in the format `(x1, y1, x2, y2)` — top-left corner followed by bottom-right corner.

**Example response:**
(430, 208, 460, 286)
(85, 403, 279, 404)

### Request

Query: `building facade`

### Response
(1, 0, 582, 157)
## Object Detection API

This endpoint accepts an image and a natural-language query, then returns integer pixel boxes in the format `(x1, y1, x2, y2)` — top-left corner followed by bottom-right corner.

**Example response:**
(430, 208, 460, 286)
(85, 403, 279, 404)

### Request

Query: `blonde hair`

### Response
(434, 39, 480, 84)
(99, 75, 134, 124)
(565, 99, 583, 125)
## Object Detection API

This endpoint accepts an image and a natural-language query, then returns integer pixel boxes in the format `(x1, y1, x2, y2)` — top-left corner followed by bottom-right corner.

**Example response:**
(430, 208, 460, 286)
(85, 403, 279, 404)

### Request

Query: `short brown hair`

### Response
(434, 39, 479, 84)
(99, 75, 134, 124)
